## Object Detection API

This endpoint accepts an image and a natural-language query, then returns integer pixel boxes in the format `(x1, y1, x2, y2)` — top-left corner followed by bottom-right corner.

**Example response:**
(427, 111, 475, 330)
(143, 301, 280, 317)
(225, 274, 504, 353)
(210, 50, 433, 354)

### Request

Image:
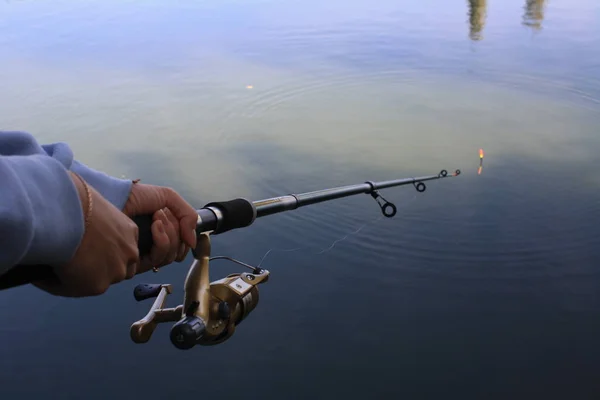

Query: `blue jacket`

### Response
(0, 131, 133, 276)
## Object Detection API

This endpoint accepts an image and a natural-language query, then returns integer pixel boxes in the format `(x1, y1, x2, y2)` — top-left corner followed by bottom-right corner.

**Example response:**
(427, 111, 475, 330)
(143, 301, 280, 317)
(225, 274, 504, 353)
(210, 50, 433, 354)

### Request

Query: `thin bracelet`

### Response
(72, 172, 93, 230)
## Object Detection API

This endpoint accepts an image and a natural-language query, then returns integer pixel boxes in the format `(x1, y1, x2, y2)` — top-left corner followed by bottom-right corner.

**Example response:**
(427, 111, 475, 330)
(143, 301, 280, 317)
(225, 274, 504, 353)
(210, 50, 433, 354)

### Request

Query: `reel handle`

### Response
(134, 283, 165, 301)
(0, 214, 154, 290)
(130, 284, 183, 344)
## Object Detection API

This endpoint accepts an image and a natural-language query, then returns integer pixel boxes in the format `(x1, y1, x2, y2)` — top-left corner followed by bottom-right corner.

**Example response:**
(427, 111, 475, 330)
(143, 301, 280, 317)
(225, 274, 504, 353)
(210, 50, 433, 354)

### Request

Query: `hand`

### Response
(35, 172, 140, 297)
(123, 182, 197, 273)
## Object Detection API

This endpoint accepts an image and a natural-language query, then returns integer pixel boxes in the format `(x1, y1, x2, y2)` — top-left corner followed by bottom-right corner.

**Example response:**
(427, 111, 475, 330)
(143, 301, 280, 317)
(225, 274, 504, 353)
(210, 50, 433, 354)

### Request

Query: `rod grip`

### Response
(133, 214, 154, 256)
(0, 214, 154, 291)
(204, 198, 256, 234)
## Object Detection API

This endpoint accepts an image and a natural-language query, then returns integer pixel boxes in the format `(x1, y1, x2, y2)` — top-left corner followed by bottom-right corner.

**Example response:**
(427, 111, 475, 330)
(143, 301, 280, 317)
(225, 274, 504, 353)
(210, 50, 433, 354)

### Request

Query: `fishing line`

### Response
(209, 193, 419, 270)
(209, 215, 386, 270)
(252, 192, 419, 268)
(255, 215, 384, 268)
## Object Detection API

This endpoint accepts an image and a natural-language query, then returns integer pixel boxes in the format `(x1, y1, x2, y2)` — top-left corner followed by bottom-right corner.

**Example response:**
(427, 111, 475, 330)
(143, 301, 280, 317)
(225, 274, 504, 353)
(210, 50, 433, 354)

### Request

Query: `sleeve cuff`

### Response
(70, 160, 133, 211)
(8, 156, 85, 266)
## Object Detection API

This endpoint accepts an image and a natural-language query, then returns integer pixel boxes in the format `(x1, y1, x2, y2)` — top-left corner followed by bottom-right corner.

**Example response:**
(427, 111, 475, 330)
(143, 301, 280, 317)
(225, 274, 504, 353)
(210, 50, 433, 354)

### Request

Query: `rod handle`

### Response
(0, 214, 154, 291)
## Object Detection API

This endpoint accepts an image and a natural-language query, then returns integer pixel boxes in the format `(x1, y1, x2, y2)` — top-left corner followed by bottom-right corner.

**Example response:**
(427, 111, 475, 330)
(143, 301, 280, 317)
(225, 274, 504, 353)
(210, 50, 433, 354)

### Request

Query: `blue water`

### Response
(1, 0, 600, 398)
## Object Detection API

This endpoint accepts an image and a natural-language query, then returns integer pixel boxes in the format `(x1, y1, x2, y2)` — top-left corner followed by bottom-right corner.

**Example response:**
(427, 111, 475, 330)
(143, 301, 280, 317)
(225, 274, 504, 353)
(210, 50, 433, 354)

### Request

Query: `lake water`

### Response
(1, 0, 600, 398)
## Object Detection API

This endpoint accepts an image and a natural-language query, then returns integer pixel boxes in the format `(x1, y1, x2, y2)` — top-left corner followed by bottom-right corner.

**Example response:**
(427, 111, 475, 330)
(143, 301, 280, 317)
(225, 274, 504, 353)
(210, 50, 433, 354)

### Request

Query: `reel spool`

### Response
(129, 233, 270, 349)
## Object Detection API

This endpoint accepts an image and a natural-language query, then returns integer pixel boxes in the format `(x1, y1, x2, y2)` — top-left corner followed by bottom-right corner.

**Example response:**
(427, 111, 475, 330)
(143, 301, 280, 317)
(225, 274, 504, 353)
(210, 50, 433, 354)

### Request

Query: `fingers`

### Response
(119, 253, 139, 282)
(126, 260, 138, 280)
(127, 184, 198, 249)
(158, 208, 179, 264)
(134, 207, 191, 274)
(145, 218, 171, 273)
(163, 208, 190, 262)
(47, 267, 114, 298)
(153, 187, 197, 248)
(32, 280, 67, 297)
(176, 241, 189, 262)
(161, 188, 198, 249)
(125, 219, 141, 280)
(33, 280, 91, 298)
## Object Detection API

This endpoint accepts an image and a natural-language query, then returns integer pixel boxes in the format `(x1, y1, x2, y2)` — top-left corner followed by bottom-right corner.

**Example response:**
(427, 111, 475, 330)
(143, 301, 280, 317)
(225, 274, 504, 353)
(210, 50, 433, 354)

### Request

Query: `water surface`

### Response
(1, 0, 600, 398)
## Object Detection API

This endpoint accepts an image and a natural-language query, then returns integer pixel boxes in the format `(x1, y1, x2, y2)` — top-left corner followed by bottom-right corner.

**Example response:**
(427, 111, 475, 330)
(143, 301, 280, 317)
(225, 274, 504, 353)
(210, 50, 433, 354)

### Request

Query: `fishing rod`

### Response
(0, 168, 460, 349)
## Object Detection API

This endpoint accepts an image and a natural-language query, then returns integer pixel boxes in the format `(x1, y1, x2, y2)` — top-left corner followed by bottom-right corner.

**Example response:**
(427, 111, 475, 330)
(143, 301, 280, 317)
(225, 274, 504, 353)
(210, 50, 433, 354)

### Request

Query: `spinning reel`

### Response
(130, 233, 269, 349)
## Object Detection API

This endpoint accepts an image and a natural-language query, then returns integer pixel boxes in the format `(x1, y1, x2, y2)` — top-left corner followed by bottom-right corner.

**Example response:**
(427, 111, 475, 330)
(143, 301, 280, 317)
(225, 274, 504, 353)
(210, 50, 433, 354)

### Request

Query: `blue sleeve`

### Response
(41, 145, 133, 211)
(0, 131, 133, 276)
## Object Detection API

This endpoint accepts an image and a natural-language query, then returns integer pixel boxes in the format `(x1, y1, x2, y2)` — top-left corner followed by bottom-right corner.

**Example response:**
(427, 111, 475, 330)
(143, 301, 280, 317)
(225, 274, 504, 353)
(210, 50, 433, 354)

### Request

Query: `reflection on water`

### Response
(468, 0, 547, 40)
(523, 0, 547, 30)
(467, 0, 487, 41)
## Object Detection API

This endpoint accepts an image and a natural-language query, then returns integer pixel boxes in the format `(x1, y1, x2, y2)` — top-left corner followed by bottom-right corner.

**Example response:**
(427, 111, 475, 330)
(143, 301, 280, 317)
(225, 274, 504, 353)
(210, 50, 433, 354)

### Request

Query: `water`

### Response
(1, 0, 600, 398)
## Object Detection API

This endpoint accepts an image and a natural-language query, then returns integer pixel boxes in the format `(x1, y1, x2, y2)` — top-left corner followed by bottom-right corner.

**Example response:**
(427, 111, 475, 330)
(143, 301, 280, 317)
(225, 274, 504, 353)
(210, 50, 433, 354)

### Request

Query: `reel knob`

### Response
(170, 316, 206, 350)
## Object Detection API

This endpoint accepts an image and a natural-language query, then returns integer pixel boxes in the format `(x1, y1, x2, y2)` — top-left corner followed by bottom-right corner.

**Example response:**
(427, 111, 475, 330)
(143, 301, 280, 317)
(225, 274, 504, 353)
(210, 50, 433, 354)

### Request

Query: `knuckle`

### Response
(155, 240, 168, 255)
(150, 255, 164, 268)
(130, 252, 140, 265)
(163, 187, 176, 198)
(126, 268, 136, 280)
(178, 247, 190, 261)
(118, 267, 128, 281)
(91, 282, 109, 296)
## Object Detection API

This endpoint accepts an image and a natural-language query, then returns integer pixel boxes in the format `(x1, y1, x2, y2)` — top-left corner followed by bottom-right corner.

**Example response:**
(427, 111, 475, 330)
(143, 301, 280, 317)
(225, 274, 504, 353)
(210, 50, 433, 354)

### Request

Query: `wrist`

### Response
(69, 171, 93, 231)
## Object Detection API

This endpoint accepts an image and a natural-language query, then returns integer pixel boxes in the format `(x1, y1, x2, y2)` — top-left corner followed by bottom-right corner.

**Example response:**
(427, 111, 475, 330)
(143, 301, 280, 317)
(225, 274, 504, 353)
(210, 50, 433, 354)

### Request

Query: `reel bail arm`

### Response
(130, 284, 182, 344)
